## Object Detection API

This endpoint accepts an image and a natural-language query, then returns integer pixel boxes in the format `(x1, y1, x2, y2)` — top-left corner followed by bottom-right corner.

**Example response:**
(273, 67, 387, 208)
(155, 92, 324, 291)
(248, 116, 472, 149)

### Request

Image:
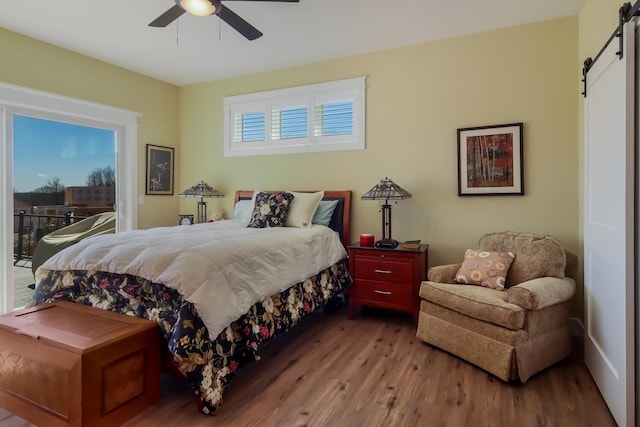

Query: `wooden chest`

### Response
(0, 301, 161, 427)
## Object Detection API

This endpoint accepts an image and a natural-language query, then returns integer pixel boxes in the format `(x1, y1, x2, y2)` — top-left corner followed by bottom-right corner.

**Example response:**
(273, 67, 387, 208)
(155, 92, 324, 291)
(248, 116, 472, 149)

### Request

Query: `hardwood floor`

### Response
(0, 307, 615, 427)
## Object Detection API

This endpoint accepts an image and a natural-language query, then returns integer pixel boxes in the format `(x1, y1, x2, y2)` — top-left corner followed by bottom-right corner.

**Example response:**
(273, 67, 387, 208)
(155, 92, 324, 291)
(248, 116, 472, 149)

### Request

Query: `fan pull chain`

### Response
(176, 19, 180, 46)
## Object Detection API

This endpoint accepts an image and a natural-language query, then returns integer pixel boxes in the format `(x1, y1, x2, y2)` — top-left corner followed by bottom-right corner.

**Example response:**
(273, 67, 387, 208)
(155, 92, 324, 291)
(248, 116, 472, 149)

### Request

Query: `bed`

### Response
(28, 190, 352, 414)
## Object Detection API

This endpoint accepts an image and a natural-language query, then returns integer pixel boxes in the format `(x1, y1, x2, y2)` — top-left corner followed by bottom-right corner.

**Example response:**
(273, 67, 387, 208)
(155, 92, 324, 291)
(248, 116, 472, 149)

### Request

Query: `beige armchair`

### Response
(416, 231, 577, 382)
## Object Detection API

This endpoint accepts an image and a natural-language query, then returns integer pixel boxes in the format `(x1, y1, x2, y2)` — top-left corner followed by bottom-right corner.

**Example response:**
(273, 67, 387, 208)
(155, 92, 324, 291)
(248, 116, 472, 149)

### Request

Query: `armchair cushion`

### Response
(506, 277, 576, 310)
(419, 281, 525, 330)
(479, 231, 566, 287)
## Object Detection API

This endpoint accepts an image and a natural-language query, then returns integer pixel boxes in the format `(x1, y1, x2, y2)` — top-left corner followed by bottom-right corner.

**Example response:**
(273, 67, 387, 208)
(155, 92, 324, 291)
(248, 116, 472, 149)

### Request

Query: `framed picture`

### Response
(145, 144, 174, 195)
(457, 123, 524, 196)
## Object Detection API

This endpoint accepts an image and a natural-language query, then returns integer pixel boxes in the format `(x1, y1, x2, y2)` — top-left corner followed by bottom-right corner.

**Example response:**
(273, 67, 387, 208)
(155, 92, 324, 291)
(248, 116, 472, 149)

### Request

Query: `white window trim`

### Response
(224, 76, 366, 157)
(0, 82, 139, 314)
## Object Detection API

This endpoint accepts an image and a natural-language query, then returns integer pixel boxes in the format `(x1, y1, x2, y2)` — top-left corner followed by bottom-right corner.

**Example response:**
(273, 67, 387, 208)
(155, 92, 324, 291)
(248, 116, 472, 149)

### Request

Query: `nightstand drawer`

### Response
(354, 280, 413, 305)
(354, 258, 413, 283)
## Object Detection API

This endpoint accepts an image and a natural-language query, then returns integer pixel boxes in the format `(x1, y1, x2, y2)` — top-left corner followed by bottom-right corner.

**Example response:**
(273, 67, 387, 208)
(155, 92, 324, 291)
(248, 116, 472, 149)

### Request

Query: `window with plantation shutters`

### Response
(271, 105, 307, 140)
(315, 101, 353, 137)
(234, 112, 265, 142)
(224, 77, 365, 156)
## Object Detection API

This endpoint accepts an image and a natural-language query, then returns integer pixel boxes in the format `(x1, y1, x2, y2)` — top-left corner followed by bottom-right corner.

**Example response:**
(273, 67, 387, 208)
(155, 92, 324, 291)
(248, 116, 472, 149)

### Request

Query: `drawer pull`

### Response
(374, 269, 392, 274)
(374, 290, 392, 296)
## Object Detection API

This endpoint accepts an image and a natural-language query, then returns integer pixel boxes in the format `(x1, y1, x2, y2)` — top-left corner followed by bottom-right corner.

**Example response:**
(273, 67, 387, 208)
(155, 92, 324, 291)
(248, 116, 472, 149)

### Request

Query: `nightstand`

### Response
(347, 243, 428, 323)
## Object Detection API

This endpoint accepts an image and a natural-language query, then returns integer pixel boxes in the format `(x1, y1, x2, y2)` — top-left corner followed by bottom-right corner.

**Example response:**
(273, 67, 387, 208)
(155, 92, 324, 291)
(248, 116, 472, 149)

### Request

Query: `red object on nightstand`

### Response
(360, 234, 375, 247)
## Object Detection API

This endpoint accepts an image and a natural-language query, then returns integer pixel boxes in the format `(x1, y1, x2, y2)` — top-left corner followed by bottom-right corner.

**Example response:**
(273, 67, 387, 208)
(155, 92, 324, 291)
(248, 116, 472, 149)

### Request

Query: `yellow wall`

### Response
(579, 0, 622, 58)
(0, 28, 180, 229)
(179, 16, 580, 310)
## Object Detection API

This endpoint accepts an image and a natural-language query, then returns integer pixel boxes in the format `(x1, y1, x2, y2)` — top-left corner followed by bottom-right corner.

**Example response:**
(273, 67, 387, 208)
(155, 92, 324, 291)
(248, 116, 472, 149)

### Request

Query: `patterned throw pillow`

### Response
(247, 192, 295, 228)
(455, 249, 516, 290)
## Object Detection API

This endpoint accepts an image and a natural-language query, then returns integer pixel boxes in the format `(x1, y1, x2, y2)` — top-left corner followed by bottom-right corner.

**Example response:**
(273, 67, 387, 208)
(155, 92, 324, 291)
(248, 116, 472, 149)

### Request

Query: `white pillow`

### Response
(238, 191, 259, 226)
(285, 191, 324, 228)
(233, 200, 252, 221)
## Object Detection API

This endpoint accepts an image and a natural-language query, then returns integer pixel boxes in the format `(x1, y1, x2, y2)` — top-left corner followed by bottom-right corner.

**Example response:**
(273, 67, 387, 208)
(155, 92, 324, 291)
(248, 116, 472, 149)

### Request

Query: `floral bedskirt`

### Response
(28, 259, 351, 414)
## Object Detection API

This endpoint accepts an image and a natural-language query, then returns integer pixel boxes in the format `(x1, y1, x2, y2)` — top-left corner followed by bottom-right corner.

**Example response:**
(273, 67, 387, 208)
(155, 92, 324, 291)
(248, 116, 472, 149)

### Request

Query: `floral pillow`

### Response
(455, 249, 516, 290)
(247, 192, 295, 228)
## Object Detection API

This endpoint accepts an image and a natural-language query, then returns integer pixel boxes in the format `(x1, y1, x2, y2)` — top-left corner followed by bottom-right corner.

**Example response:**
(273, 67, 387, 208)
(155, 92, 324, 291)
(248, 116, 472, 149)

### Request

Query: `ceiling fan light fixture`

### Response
(179, 0, 218, 16)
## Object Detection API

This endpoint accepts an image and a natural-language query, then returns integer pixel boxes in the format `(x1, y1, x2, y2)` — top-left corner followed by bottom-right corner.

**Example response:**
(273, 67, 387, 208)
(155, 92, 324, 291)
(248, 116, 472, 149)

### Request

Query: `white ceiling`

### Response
(0, 0, 584, 86)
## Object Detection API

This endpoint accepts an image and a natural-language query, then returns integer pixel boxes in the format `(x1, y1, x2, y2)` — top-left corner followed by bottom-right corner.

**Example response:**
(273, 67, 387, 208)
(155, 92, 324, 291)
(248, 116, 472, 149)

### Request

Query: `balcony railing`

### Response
(13, 211, 87, 264)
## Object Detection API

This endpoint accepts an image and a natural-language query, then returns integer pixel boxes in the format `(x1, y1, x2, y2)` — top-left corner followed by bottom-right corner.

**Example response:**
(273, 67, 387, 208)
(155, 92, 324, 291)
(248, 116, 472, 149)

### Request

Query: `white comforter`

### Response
(36, 220, 347, 339)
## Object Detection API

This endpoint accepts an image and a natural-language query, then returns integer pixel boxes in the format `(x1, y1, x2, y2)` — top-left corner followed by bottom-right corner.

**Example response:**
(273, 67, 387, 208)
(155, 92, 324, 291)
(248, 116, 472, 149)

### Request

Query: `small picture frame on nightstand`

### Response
(179, 214, 194, 226)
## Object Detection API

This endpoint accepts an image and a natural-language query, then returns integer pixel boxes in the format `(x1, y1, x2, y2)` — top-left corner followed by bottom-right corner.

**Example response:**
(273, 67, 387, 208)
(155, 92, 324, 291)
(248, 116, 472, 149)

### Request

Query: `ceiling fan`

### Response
(149, 0, 299, 41)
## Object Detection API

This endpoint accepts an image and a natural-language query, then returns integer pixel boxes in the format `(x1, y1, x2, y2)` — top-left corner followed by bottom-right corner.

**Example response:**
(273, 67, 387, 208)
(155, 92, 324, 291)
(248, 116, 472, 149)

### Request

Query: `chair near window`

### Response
(31, 212, 116, 278)
(416, 231, 577, 382)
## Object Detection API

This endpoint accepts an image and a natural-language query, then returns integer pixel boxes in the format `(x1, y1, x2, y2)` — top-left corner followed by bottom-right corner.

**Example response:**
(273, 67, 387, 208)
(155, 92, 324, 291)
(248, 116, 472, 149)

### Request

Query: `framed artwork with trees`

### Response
(145, 144, 174, 195)
(457, 123, 523, 196)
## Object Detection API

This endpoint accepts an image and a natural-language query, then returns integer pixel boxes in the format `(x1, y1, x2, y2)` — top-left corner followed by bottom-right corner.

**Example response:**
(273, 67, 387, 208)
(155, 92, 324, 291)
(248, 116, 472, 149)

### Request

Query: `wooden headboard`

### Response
(234, 190, 352, 248)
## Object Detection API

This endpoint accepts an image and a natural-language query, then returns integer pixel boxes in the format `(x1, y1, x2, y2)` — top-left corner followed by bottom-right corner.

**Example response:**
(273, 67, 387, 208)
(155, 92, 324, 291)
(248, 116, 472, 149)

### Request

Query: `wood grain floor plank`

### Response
(0, 307, 616, 427)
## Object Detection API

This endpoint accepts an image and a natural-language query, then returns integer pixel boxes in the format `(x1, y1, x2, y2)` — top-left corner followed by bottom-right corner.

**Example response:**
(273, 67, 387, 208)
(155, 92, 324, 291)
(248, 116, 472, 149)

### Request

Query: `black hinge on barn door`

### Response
(581, 58, 593, 98)
(582, 1, 640, 98)
(616, 2, 633, 59)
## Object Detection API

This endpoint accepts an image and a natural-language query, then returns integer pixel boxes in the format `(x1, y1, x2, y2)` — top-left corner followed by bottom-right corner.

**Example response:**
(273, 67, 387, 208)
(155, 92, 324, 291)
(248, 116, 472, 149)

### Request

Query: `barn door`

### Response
(583, 18, 635, 427)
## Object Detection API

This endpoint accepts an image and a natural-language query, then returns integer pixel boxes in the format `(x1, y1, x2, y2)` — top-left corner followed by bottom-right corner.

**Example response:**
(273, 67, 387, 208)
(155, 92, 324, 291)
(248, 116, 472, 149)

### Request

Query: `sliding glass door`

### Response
(12, 115, 117, 308)
(0, 82, 139, 314)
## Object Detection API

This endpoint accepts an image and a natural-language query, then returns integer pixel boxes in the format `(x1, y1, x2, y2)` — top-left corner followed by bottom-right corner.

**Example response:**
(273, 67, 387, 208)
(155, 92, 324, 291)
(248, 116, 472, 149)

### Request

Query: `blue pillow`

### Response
(312, 199, 339, 226)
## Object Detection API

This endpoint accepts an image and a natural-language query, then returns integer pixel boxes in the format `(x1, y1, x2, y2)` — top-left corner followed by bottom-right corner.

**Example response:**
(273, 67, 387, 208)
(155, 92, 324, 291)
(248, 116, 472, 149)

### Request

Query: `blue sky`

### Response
(13, 115, 116, 192)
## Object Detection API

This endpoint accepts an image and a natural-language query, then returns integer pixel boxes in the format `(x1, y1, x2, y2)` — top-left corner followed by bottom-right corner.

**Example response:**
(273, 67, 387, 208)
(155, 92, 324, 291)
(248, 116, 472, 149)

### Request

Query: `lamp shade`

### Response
(361, 177, 412, 202)
(361, 177, 411, 247)
(178, 181, 224, 199)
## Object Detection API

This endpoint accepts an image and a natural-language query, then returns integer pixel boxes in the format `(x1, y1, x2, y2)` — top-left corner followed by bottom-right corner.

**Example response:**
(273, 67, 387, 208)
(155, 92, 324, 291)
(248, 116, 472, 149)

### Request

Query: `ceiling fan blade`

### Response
(218, 5, 263, 40)
(149, 5, 186, 27)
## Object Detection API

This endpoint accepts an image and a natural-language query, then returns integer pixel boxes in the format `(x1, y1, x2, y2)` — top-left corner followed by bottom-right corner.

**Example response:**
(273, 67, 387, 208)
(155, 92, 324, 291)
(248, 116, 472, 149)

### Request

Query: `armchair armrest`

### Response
(506, 276, 576, 310)
(427, 263, 461, 284)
